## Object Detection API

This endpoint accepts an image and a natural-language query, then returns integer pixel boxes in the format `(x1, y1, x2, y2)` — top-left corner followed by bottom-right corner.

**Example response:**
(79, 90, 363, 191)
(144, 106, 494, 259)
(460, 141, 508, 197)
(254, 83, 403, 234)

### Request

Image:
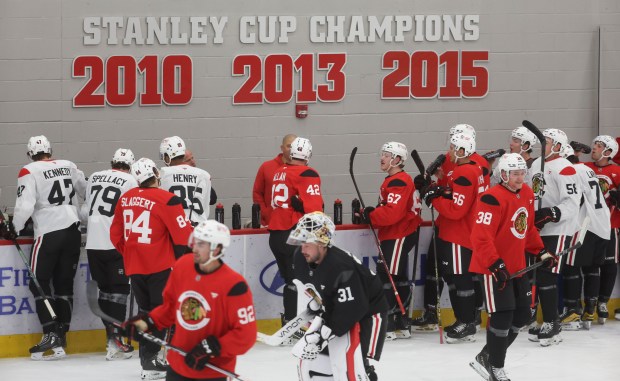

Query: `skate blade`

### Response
(560, 321, 582, 331)
(140, 370, 166, 380)
(527, 334, 539, 342)
(106, 351, 134, 361)
(469, 361, 489, 380)
(580, 321, 592, 330)
(413, 324, 438, 332)
(30, 347, 66, 361)
(445, 334, 476, 344)
(539, 334, 562, 347)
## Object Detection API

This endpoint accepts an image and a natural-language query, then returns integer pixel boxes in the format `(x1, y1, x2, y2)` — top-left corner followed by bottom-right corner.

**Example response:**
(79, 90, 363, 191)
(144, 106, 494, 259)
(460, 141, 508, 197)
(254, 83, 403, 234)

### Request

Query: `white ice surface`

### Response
(1, 322, 619, 380)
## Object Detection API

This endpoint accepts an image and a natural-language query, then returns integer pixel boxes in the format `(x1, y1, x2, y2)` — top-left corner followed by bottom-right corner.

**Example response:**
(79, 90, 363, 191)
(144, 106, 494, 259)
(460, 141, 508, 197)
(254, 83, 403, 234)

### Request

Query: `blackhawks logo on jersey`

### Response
(598, 176, 611, 195)
(531, 173, 545, 200)
(510, 207, 528, 239)
(177, 290, 211, 330)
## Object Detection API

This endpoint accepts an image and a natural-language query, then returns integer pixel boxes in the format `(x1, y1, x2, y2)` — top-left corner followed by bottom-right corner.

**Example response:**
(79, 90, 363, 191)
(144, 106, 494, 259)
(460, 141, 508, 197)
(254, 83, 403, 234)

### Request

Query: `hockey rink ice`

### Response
(1, 322, 619, 380)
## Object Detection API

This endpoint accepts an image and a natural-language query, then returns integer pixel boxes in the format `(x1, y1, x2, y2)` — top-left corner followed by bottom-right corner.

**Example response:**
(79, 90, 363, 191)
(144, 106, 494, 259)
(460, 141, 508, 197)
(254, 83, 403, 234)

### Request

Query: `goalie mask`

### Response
(160, 136, 186, 165)
(27, 135, 52, 159)
(287, 212, 336, 247)
(593, 135, 619, 159)
(496, 153, 527, 183)
(449, 124, 476, 140)
(131, 157, 159, 185)
(381, 141, 407, 166)
(290, 137, 313, 161)
(112, 148, 135, 166)
(189, 220, 231, 265)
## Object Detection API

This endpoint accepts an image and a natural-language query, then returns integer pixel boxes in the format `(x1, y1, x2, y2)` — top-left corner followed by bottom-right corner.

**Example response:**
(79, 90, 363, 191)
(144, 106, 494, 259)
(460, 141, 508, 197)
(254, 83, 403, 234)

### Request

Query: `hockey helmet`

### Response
(381, 141, 408, 164)
(131, 158, 159, 184)
(112, 148, 135, 166)
(593, 135, 619, 159)
(27, 135, 52, 159)
(160, 136, 186, 164)
(189, 220, 230, 258)
(290, 137, 312, 161)
(511, 126, 538, 149)
(542, 129, 568, 153)
(449, 124, 476, 140)
(450, 133, 476, 158)
(496, 153, 527, 183)
(561, 144, 575, 158)
(287, 212, 336, 247)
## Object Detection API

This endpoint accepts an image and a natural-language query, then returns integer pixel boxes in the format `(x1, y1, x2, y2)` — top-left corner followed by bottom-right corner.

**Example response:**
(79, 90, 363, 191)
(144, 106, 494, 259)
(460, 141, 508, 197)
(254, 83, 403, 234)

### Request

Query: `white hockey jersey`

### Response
(573, 163, 610, 240)
(530, 157, 580, 237)
(160, 164, 212, 224)
(13, 159, 87, 238)
(81, 169, 138, 250)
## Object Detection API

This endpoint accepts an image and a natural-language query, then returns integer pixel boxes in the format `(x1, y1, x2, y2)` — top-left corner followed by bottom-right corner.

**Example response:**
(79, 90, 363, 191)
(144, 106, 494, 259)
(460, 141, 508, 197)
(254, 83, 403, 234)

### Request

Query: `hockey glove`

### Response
(413, 174, 430, 191)
(121, 312, 156, 342)
(488, 259, 510, 291)
(534, 207, 561, 229)
(185, 336, 221, 371)
(536, 250, 559, 269)
(420, 185, 452, 207)
(482, 149, 506, 163)
(361, 207, 375, 224)
(1, 220, 17, 241)
(608, 190, 620, 207)
(290, 195, 305, 213)
(299, 324, 333, 360)
(426, 154, 446, 177)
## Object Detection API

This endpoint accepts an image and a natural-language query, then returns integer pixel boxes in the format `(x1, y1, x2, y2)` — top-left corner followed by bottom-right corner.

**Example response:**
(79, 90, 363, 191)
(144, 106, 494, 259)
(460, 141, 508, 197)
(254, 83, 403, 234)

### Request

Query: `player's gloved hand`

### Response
(534, 207, 561, 229)
(536, 250, 558, 269)
(361, 207, 375, 224)
(570, 140, 592, 154)
(121, 312, 156, 342)
(420, 185, 452, 207)
(1, 220, 17, 241)
(608, 190, 620, 207)
(413, 174, 430, 191)
(488, 259, 510, 290)
(299, 324, 333, 360)
(290, 195, 304, 213)
(482, 149, 506, 163)
(185, 336, 221, 371)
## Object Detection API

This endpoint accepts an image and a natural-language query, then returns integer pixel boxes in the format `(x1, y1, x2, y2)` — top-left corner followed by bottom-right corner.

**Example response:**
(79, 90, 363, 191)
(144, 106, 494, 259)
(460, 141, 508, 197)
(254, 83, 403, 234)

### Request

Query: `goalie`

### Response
(287, 212, 388, 381)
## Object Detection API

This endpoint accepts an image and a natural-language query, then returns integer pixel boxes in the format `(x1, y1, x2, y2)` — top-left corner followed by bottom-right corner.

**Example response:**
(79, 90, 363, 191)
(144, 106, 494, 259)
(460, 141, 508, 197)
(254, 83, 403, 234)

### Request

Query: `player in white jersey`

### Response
(557, 145, 610, 330)
(3, 135, 86, 360)
(80, 148, 138, 360)
(159, 136, 214, 225)
(528, 129, 580, 346)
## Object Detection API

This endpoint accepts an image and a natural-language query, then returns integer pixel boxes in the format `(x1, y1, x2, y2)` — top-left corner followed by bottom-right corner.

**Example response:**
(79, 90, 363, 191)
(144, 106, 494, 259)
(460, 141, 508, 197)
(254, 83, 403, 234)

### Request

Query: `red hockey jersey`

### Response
(252, 154, 285, 226)
(469, 184, 544, 276)
(432, 162, 484, 249)
(149, 256, 257, 379)
(438, 151, 490, 191)
(369, 171, 422, 241)
(110, 187, 193, 275)
(584, 162, 620, 228)
(268, 164, 323, 231)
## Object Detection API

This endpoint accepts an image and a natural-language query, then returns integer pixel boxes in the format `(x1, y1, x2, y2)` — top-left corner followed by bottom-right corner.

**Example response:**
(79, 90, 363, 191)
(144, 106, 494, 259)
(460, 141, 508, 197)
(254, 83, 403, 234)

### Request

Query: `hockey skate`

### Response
(141, 355, 168, 380)
(106, 336, 134, 361)
(559, 307, 582, 331)
(538, 320, 562, 347)
(410, 307, 438, 332)
(29, 332, 66, 361)
(597, 302, 609, 324)
(469, 348, 490, 380)
(365, 365, 378, 381)
(445, 321, 476, 344)
(520, 307, 537, 332)
(385, 314, 411, 340)
(581, 299, 596, 330)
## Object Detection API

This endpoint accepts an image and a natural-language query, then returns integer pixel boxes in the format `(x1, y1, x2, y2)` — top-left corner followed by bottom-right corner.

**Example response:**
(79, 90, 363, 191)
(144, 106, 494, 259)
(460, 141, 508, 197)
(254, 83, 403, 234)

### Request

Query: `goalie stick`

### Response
(349, 147, 407, 316)
(510, 217, 590, 279)
(85, 280, 246, 381)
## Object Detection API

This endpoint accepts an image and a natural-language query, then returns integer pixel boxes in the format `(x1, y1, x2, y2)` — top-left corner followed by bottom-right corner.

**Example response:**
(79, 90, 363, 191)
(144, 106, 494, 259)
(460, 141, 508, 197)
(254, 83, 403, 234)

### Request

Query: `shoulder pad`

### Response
(453, 176, 473, 186)
(480, 194, 500, 206)
(387, 178, 408, 187)
(167, 195, 184, 206)
(300, 169, 319, 178)
(228, 281, 249, 296)
(559, 166, 577, 176)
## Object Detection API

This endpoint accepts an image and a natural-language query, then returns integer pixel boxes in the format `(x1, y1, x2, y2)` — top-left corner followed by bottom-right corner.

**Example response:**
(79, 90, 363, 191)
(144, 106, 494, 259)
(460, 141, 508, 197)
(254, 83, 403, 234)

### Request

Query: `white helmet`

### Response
(450, 133, 476, 158)
(496, 153, 527, 183)
(542, 128, 568, 153)
(287, 212, 336, 247)
(449, 124, 476, 140)
(290, 137, 312, 161)
(593, 135, 619, 159)
(160, 136, 186, 164)
(511, 126, 538, 149)
(189, 220, 231, 265)
(112, 148, 135, 166)
(381, 141, 408, 164)
(131, 158, 159, 184)
(27, 135, 52, 159)
(561, 144, 575, 158)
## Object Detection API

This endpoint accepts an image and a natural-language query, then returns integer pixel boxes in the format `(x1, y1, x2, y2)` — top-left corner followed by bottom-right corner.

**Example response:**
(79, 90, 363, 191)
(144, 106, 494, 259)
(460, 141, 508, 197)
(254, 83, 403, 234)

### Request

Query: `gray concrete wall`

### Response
(1, 0, 620, 224)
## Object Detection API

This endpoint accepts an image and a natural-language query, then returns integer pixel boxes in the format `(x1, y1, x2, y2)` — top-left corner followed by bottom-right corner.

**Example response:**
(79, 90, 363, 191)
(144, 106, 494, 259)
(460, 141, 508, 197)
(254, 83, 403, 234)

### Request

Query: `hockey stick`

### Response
(0, 209, 57, 320)
(522, 120, 546, 210)
(510, 217, 590, 279)
(349, 147, 407, 316)
(408, 150, 425, 318)
(86, 280, 246, 381)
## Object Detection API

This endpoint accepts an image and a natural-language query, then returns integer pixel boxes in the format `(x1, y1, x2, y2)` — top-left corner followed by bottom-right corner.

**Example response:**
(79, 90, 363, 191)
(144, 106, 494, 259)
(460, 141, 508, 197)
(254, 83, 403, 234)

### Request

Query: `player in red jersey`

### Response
(110, 157, 193, 380)
(253, 134, 297, 226)
(469, 153, 554, 381)
(583, 135, 620, 323)
(268, 137, 323, 329)
(421, 132, 485, 343)
(122, 220, 256, 381)
(361, 142, 421, 340)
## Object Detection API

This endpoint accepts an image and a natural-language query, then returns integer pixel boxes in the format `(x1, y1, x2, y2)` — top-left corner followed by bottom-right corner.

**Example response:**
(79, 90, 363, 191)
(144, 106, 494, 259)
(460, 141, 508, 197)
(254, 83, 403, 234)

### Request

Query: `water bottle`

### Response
(251, 203, 261, 228)
(352, 199, 361, 224)
(215, 203, 224, 223)
(334, 199, 343, 225)
(232, 203, 241, 230)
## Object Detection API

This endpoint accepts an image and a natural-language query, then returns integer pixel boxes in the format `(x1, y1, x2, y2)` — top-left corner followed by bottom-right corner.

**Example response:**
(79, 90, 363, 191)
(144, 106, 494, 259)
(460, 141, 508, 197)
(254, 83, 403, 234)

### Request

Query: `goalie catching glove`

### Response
(185, 336, 221, 370)
(534, 206, 560, 229)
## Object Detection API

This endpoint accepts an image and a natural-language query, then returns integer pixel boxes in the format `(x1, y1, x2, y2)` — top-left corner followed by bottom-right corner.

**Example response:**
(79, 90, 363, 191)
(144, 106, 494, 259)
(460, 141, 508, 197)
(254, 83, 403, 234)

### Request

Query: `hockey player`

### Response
(528, 128, 580, 346)
(1, 135, 87, 360)
(122, 220, 257, 381)
(583, 135, 620, 323)
(558, 145, 610, 330)
(159, 136, 214, 225)
(81, 148, 138, 360)
(361, 142, 421, 340)
(420, 132, 484, 343)
(268, 137, 323, 328)
(288, 212, 388, 381)
(110, 157, 193, 379)
(469, 153, 555, 381)
(253, 134, 297, 226)
(183, 149, 196, 167)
